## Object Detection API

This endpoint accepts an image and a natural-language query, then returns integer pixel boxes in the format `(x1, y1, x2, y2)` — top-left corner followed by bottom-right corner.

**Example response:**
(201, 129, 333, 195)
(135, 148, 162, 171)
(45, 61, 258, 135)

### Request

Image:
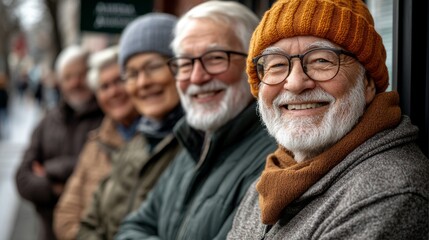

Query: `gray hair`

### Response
(55, 45, 89, 77)
(171, 1, 259, 55)
(87, 45, 119, 91)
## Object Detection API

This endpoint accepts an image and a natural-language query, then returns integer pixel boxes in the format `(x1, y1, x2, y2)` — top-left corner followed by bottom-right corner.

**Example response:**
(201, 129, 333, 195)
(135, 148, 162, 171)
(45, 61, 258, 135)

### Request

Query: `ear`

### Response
(364, 74, 376, 104)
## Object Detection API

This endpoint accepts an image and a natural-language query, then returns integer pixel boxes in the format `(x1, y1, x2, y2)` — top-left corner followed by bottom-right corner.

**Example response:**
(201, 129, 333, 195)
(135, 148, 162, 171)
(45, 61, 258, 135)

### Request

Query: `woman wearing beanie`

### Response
(78, 13, 183, 240)
(227, 0, 428, 239)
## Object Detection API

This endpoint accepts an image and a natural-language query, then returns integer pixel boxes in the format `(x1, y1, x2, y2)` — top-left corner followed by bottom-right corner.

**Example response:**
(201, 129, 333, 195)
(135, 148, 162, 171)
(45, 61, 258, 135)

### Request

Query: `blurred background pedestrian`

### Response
(15, 45, 104, 240)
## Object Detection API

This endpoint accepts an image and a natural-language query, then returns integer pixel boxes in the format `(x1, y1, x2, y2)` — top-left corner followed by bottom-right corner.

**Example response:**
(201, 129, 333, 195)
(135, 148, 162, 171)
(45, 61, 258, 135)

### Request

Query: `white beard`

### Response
(179, 73, 253, 133)
(66, 94, 92, 112)
(258, 71, 367, 162)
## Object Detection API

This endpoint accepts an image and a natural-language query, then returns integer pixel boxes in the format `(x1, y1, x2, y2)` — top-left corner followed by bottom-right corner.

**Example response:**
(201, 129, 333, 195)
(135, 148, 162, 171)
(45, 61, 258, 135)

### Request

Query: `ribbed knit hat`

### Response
(118, 13, 177, 73)
(248, 0, 388, 97)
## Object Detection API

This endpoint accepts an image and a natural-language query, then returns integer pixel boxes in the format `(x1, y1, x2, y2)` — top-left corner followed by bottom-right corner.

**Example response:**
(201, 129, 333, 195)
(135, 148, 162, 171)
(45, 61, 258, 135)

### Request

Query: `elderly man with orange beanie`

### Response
(227, 0, 429, 239)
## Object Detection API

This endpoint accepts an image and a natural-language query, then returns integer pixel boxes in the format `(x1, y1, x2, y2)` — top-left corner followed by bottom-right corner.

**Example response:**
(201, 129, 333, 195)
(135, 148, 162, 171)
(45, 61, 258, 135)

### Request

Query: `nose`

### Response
(69, 75, 84, 88)
(106, 82, 121, 97)
(189, 60, 211, 84)
(282, 59, 315, 94)
(135, 71, 151, 89)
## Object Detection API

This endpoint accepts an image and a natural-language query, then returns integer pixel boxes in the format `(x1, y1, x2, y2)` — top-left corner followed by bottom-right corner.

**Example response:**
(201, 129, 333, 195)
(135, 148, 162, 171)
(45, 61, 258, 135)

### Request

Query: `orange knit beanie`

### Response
(247, 0, 388, 97)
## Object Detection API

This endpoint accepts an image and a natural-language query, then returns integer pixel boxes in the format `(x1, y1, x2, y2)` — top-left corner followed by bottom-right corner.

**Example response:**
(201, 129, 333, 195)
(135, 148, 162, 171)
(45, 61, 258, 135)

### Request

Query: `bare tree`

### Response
(43, 0, 62, 63)
(0, 0, 21, 77)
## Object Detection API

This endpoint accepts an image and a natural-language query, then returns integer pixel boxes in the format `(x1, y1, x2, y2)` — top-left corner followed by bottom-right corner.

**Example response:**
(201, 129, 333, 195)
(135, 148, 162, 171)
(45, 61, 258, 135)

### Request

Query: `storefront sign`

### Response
(80, 0, 153, 33)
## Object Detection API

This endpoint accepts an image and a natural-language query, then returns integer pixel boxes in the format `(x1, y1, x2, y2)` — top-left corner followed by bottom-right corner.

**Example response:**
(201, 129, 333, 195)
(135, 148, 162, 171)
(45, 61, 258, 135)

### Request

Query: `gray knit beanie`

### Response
(118, 12, 177, 73)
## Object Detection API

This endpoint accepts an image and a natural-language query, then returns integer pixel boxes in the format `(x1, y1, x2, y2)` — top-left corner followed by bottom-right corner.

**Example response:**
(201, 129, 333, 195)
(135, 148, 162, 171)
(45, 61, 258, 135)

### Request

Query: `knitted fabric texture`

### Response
(256, 91, 401, 224)
(247, 0, 388, 97)
(118, 13, 177, 73)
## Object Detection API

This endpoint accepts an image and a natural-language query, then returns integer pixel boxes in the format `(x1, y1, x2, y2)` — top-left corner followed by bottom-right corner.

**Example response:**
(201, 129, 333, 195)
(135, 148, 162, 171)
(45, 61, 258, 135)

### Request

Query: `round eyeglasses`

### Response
(167, 50, 247, 82)
(253, 48, 356, 85)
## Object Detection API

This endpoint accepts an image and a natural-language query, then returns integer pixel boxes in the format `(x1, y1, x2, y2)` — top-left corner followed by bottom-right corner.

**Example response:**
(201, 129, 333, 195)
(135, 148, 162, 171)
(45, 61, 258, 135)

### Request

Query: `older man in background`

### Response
(15, 45, 104, 240)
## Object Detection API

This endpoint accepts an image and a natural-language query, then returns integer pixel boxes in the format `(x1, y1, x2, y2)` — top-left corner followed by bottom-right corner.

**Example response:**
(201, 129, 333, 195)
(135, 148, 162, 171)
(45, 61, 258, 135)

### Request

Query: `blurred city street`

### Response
(0, 93, 42, 240)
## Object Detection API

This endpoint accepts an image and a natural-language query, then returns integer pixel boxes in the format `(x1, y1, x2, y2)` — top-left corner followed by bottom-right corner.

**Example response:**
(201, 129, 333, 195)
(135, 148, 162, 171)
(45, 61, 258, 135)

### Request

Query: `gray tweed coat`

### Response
(227, 116, 429, 240)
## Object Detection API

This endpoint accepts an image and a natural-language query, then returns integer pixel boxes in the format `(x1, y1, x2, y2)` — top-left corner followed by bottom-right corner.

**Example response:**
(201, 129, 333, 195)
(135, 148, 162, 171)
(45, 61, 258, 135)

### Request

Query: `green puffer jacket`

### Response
(78, 133, 181, 240)
(115, 102, 277, 240)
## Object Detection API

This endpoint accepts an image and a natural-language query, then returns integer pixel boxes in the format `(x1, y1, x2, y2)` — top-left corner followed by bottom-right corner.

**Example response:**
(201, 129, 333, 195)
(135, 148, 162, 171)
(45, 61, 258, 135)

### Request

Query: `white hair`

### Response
(171, 1, 259, 54)
(55, 45, 89, 77)
(86, 45, 119, 91)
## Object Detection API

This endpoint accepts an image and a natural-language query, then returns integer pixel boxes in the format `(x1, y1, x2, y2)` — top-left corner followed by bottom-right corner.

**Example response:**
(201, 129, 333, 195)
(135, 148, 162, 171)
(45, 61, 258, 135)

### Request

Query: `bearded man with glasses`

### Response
(115, 1, 277, 240)
(227, 0, 429, 239)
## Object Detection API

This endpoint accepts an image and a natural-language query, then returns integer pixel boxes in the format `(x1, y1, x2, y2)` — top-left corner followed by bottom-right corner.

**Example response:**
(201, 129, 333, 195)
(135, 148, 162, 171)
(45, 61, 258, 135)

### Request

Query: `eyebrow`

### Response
(206, 43, 225, 50)
(261, 46, 285, 55)
(307, 41, 337, 49)
(178, 44, 232, 58)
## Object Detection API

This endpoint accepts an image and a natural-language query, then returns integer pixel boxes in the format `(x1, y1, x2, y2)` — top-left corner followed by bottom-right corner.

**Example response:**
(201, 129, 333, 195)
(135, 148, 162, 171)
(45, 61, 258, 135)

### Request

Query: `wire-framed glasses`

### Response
(253, 48, 355, 85)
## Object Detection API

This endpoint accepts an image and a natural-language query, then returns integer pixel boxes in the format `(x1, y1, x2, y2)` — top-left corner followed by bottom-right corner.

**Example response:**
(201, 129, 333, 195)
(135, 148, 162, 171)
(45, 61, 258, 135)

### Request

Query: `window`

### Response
(366, 0, 394, 92)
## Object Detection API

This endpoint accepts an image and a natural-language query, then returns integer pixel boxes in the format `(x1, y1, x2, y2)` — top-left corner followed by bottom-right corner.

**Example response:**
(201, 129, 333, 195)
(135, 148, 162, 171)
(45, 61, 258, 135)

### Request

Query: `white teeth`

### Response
(287, 103, 324, 110)
(196, 92, 216, 98)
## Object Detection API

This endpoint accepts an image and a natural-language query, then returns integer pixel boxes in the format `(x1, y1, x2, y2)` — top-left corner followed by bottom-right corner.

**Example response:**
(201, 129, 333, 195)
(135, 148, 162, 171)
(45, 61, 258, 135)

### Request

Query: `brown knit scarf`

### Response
(256, 91, 402, 225)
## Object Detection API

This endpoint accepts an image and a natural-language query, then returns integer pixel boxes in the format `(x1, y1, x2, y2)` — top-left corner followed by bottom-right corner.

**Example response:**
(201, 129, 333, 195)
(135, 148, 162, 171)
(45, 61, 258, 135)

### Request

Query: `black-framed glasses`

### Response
(253, 48, 356, 85)
(121, 59, 169, 83)
(167, 50, 247, 81)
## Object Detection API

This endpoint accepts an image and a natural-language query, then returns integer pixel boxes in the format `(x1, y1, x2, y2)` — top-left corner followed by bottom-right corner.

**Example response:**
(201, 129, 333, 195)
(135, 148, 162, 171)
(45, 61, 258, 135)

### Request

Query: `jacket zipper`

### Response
(176, 135, 212, 240)
(195, 134, 211, 169)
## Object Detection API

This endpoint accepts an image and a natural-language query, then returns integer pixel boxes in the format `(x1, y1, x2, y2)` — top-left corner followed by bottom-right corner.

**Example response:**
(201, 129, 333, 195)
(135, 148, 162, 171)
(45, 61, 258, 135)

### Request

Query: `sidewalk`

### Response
(0, 95, 42, 240)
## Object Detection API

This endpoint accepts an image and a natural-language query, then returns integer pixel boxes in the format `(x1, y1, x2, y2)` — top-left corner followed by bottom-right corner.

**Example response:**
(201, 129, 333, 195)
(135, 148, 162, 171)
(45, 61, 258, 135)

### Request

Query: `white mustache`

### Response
(185, 80, 227, 95)
(273, 88, 335, 107)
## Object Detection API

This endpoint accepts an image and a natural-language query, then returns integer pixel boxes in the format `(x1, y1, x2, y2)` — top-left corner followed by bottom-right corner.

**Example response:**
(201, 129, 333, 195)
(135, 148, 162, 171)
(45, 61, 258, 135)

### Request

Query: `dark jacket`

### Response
(115, 102, 277, 240)
(78, 133, 181, 240)
(15, 97, 104, 240)
(227, 116, 429, 240)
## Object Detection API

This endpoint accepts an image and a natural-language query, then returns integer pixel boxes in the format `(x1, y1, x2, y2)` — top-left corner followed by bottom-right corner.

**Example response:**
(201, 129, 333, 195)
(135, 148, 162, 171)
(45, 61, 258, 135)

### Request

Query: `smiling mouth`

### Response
(192, 90, 222, 99)
(140, 89, 164, 99)
(285, 102, 328, 110)
(109, 98, 126, 106)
